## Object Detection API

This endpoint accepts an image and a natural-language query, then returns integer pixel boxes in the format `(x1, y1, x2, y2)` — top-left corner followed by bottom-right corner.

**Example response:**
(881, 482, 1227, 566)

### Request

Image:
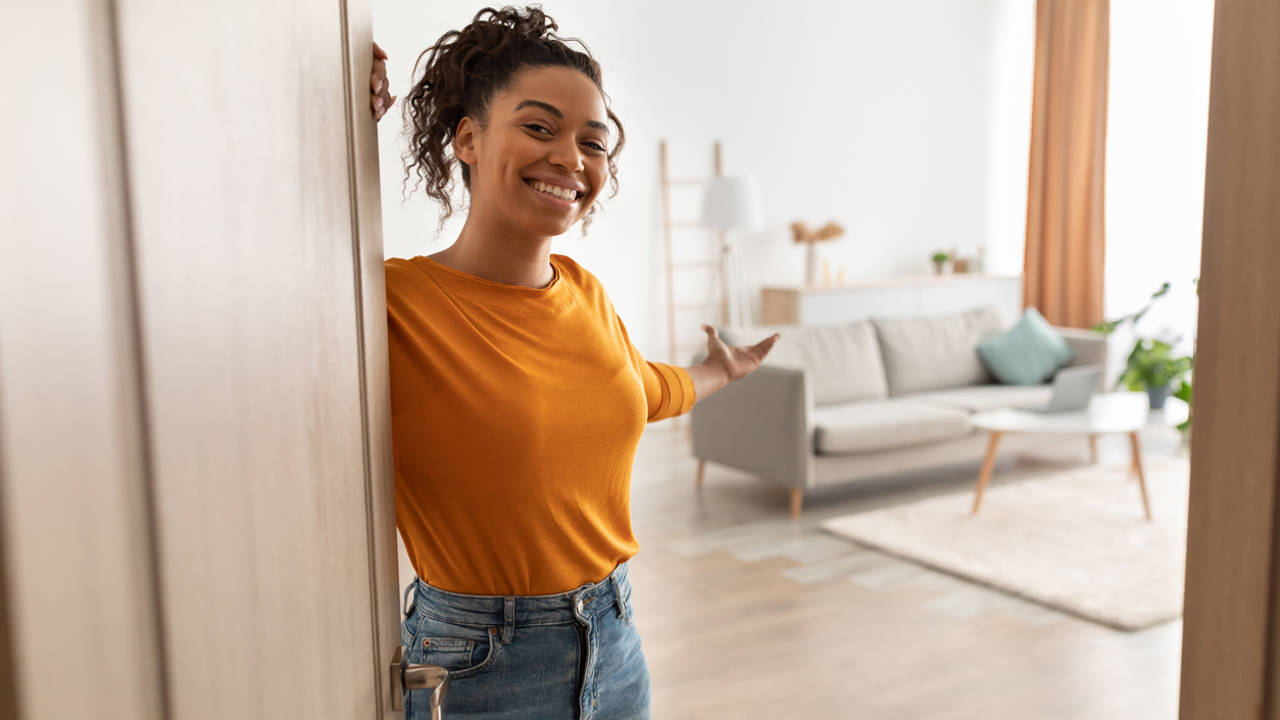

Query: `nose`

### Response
(547, 136, 584, 174)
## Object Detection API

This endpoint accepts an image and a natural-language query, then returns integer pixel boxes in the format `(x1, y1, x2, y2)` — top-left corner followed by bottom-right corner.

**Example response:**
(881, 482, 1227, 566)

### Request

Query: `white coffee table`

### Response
(969, 391, 1190, 521)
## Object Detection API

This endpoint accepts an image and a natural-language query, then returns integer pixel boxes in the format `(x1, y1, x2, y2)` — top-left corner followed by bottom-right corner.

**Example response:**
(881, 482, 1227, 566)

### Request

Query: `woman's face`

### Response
(454, 65, 611, 239)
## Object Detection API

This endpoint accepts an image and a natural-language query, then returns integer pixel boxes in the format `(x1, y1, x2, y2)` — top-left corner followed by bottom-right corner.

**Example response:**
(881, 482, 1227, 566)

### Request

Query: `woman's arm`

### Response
(685, 325, 780, 404)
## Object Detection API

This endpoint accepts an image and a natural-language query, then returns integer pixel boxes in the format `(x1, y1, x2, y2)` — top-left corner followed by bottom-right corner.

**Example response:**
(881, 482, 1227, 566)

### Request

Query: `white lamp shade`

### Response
(698, 175, 764, 231)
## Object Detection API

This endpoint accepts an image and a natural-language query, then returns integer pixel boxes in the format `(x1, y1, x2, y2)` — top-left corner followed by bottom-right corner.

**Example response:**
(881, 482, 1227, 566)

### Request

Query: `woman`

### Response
(369, 7, 779, 718)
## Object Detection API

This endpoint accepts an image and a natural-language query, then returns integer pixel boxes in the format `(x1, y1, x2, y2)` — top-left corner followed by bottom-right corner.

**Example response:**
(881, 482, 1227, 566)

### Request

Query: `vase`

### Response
(932, 261, 945, 275)
(1146, 384, 1172, 409)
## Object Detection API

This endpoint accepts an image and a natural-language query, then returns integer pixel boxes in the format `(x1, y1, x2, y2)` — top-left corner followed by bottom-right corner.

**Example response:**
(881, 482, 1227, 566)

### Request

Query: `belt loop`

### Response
(402, 575, 418, 618)
(611, 575, 629, 622)
(502, 597, 516, 645)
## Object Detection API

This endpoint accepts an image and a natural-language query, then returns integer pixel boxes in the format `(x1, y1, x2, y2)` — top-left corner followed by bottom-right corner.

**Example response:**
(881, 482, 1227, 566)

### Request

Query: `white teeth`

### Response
(529, 179, 578, 202)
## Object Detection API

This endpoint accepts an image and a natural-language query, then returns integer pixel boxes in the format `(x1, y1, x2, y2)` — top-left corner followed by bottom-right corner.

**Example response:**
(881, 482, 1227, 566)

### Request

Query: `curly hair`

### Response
(400, 5, 626, 238)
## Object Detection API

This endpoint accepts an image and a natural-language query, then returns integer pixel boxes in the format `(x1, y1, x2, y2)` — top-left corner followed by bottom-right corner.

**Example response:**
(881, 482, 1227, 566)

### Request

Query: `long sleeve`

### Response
(612, 308, 697, 422)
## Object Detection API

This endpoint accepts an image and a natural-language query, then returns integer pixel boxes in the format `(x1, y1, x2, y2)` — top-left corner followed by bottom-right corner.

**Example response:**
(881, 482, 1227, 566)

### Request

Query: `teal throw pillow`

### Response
(976, 307, 1076, 385)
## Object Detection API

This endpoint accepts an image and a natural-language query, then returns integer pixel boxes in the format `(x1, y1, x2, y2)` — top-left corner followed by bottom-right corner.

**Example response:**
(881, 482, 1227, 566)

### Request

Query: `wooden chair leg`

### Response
(695, 459, 706, 490)
(1088, 433, 1099, 464)
(789, 487, 803, 518)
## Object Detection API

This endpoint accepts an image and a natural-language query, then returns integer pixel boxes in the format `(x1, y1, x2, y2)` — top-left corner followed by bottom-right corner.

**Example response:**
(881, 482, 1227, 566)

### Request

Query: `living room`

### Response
(8, 0, 1280, 716)
(371, 0, 1216, 717)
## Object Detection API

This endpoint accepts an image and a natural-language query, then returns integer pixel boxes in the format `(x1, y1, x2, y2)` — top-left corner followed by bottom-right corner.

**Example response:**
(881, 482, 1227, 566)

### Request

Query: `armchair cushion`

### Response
(811, 399, 971, 455)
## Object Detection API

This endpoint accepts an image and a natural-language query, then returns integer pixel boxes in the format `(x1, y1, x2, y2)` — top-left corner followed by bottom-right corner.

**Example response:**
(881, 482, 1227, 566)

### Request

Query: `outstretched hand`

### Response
(700, 325, 781, 383)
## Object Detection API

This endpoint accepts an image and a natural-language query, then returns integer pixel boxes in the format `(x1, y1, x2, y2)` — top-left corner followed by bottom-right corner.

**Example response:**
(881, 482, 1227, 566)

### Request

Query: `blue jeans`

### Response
(400, 559, 651, 719)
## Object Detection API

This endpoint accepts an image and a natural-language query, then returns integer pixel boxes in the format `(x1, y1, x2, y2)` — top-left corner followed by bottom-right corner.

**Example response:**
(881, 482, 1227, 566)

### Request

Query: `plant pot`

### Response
(1146, 384, 1172, 409)
(932, 261, 946, 275)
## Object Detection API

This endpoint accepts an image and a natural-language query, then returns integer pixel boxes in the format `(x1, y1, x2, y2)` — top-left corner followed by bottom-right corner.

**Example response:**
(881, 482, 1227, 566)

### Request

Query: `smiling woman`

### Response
(400, 8, 624, 241)
(370, 6, 779, 718)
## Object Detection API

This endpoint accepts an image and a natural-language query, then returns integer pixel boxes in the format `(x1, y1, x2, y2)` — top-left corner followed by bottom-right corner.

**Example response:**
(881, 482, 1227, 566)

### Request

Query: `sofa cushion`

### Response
(720, 320, 889, 405)
(871, 306, 1006, 395)
(811, 399, 972, 455)
(975, 306, 1076, 384)
(899, 383, 1055, 413)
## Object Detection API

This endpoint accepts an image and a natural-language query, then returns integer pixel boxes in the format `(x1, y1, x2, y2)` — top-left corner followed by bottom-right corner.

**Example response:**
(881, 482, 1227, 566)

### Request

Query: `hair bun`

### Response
(481, 5, 558, 41)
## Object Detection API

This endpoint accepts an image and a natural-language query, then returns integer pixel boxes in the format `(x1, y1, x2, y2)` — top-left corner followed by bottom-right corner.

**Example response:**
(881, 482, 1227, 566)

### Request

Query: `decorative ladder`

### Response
(659, 139, 725, 432)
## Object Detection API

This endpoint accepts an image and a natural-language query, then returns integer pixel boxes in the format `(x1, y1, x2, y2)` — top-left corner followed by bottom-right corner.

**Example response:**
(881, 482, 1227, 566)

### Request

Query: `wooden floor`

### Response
(628, 422, 1186, 719)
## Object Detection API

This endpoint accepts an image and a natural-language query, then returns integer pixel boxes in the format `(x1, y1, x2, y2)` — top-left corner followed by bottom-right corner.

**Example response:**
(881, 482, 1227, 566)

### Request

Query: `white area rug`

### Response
(819, 455, 1191, 631)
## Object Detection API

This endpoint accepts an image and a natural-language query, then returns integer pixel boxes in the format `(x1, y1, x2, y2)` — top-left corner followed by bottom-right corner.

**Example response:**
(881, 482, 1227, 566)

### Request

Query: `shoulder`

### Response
(551, 253, 610, 304)
(384, 256, 415, 274)
(383, 256, 423, 304)
(551, 253, 597, 290)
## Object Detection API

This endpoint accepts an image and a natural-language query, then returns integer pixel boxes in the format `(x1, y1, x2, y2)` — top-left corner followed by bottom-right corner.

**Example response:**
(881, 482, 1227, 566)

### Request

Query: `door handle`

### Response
(390, 645, 449, 717)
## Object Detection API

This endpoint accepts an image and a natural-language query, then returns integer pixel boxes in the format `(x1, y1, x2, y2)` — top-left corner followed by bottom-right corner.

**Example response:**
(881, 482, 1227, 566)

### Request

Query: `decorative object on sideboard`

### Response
(930, 250, 950, 275)
(699, 175, 764, 326)
(790, 219, 845, 286)
(950, 245, 987, 274)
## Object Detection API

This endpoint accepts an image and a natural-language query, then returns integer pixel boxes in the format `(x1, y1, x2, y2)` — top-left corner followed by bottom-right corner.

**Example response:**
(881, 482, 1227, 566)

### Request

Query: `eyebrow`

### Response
(514, 99, 610, 136)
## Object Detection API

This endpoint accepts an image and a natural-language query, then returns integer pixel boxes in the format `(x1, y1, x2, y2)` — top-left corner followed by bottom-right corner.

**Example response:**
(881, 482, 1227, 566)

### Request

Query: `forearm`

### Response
(686, 359, 731, 404)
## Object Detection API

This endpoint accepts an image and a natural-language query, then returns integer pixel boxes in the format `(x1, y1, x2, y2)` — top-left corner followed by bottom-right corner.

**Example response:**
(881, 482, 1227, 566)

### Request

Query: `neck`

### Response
(433, 206, 557, 289)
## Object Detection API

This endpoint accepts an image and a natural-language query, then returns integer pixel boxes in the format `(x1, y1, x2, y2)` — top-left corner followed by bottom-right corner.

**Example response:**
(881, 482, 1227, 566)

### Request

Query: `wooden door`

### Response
(1179, 0, 1280, 717)
(0, 0, 398, 718)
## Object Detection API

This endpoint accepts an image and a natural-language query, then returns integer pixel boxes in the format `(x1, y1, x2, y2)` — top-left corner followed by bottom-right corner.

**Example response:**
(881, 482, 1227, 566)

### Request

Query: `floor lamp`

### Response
(698, 175, 764, 327)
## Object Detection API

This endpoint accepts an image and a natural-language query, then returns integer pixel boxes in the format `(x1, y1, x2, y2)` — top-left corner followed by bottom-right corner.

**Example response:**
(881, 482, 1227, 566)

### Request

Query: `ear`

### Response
(453, 115, 478, 166)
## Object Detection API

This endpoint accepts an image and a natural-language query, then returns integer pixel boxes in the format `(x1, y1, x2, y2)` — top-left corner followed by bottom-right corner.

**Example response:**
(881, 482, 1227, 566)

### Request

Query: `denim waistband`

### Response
(404, 560, 634, 630)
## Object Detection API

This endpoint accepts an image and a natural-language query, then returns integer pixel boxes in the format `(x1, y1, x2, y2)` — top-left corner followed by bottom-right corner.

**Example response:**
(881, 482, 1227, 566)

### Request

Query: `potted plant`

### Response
(1115, 337, 1193, 410)
(1093, 278, 1198, 437)
(930, 251, 949, 275)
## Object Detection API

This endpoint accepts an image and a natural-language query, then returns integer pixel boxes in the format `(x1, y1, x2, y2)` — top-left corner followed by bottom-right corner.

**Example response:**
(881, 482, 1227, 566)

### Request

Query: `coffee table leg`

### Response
(1088, 434, 1098, 464)
(1128, 431, 1153, 521)
(972, 431, 1003, 514)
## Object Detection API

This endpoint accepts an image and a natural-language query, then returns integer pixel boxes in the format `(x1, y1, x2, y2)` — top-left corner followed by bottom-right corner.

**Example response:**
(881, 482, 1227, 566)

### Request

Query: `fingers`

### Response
(372, 40, 388, 61)
(370, 54, 392, 120)
(751, 333, 780, 357)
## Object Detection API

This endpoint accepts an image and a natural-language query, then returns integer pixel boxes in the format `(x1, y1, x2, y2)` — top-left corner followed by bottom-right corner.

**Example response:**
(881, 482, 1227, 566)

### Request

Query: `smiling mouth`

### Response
(524, 178, 584, 203)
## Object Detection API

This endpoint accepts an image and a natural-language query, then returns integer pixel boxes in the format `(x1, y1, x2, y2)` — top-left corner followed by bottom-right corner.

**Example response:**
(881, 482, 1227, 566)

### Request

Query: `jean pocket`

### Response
(411, 617, 500, 680)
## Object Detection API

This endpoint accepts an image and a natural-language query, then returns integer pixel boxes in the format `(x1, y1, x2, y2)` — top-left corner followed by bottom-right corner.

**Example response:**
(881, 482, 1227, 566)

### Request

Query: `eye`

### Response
(524, 123, 551, 135)
(584, 141, 607, 153)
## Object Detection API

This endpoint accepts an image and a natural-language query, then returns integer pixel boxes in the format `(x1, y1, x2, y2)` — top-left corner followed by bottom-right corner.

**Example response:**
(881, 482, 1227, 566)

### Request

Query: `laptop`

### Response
(1014, 364, 1104, 413)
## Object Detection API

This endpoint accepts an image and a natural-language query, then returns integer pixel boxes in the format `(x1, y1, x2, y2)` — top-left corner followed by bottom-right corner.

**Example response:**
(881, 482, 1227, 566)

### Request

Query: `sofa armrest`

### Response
(1055, 326, 1108, 390)
(689, 364, 814, 490)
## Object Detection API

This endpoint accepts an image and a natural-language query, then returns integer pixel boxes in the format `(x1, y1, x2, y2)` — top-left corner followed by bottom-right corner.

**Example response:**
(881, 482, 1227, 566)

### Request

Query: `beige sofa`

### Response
(689, 305, 1107, 517)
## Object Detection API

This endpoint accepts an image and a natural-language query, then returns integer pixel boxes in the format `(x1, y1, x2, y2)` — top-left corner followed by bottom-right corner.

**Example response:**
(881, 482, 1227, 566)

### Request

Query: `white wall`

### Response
(373, 0, 1214, 377)
(374, 0, 1029, 361)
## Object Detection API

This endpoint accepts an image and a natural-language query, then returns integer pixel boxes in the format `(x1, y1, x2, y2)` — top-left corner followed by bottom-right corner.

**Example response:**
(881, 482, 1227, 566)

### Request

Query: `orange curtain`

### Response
(1024, 0, 1109, 328)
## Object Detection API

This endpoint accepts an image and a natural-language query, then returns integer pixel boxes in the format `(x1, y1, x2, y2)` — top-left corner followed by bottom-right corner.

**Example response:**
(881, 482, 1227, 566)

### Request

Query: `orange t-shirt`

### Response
(384, 252, 696, 595)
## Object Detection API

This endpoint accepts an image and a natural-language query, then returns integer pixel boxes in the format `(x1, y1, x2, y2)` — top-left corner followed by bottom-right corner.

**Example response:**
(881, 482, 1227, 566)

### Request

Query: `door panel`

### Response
(0, 2, 166, 719)
(109, 0, 387, 716)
